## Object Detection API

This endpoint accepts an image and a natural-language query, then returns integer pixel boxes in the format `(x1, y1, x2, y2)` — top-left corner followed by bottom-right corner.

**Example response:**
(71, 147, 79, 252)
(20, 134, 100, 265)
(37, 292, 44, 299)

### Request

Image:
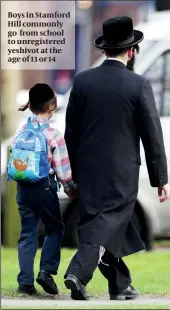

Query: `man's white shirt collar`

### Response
(107, 57, 126, 65)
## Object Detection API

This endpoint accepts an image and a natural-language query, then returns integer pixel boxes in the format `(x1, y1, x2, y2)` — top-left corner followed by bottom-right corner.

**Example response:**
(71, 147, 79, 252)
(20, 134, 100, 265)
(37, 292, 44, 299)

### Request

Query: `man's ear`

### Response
(127, 48, 133, 59)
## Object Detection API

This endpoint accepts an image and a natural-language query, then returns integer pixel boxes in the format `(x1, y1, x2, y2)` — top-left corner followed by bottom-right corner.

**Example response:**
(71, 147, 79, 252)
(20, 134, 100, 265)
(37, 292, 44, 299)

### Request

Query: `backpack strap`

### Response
(40, 123, 49, 131)
(27, 117, 49, 131)
(26, 117, 49, 155)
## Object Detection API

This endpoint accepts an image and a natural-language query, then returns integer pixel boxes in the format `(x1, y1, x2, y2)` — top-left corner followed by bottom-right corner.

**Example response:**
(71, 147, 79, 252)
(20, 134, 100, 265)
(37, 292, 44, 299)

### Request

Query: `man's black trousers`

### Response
(64, 243, 131, 294)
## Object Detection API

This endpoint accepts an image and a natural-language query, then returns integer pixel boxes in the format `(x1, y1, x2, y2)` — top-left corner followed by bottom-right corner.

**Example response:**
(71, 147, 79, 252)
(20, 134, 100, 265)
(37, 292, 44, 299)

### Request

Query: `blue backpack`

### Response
(7, 117, 50, 183)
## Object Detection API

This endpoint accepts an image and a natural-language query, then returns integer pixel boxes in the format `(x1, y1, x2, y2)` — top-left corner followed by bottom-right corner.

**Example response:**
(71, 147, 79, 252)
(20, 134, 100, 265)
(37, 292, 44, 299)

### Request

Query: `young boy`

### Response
(9, 83, 76, 295)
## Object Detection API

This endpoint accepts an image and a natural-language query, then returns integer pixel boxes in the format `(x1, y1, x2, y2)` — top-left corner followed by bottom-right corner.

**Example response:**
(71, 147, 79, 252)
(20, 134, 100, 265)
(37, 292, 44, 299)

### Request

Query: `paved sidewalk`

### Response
(2, 297, 170, 308)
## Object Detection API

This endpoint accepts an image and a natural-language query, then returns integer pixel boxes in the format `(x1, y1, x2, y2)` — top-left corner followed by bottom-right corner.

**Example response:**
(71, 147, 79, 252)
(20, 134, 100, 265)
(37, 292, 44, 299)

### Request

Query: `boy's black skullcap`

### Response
(29, 83, 54, 105)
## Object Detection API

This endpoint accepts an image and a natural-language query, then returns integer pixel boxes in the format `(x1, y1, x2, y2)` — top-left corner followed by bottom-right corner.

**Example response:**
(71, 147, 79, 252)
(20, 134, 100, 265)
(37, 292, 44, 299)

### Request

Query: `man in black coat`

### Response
(64, 16, 169, 300)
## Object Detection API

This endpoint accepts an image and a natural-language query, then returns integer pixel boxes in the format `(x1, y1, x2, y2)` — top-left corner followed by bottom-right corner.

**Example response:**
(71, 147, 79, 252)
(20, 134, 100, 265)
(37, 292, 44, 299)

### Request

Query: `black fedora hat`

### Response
(94, 16, 144, 50)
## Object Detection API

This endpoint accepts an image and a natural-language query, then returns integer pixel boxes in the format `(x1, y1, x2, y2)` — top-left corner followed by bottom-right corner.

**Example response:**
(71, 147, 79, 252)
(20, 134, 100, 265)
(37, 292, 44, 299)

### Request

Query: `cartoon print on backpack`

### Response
(13, 157, 29, 171)
(9, 152, 30, 181)
(12, 156, 29, 181)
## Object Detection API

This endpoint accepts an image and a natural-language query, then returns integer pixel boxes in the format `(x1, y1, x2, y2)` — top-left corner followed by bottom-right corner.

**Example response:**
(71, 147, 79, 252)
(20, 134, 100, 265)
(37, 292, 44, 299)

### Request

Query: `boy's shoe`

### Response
(17, 285, 37, 295)
(36, 271, 59, 295)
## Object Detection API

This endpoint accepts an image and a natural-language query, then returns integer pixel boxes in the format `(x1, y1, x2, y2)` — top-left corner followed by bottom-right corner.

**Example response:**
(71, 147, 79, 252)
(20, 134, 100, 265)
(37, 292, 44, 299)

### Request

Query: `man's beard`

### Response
(127, 53, 136, 72)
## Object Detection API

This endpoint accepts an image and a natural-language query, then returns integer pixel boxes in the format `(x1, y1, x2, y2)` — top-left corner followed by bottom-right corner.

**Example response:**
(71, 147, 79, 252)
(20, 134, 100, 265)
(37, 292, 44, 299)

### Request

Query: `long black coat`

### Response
(64, 60, 168, 257)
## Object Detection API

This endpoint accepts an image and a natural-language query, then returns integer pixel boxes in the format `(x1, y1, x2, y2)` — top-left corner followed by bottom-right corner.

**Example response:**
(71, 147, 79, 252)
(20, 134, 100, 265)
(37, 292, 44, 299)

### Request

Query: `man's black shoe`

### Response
(110, 285, 139, 300)
(36, 271, 59, 295)
(17, 285, 37, 295)
(64, 274, 89, 300)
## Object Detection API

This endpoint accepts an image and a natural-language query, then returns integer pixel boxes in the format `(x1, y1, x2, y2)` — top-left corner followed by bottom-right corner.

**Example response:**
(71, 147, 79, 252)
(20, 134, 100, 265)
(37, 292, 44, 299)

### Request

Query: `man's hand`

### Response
(158, 184, 170, 203)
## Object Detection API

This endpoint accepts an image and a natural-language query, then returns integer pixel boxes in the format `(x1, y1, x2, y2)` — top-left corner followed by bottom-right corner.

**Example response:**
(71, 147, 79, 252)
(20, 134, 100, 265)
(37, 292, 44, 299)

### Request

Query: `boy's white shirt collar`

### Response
(107, 57, 126, 65)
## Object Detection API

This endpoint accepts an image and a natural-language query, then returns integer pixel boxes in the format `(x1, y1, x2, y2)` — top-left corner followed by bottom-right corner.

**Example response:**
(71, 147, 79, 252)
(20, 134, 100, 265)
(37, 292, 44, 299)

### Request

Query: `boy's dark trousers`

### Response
(16, 175, 64, 287)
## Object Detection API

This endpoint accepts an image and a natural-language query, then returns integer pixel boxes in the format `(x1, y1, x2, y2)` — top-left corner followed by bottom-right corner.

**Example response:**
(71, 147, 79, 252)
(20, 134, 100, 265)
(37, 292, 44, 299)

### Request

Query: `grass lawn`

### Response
(2, 247, 170, 298)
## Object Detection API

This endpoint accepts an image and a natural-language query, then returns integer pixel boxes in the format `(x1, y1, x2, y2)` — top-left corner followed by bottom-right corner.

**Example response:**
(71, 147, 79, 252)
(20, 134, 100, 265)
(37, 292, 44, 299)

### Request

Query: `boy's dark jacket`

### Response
(64, 60, 168, 257)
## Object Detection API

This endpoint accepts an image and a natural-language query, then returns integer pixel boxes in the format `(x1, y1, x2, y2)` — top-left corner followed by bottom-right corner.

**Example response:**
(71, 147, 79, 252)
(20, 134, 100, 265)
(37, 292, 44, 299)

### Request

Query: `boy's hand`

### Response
(64, 182, 78, 199)
(64, 187, 77, 199)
